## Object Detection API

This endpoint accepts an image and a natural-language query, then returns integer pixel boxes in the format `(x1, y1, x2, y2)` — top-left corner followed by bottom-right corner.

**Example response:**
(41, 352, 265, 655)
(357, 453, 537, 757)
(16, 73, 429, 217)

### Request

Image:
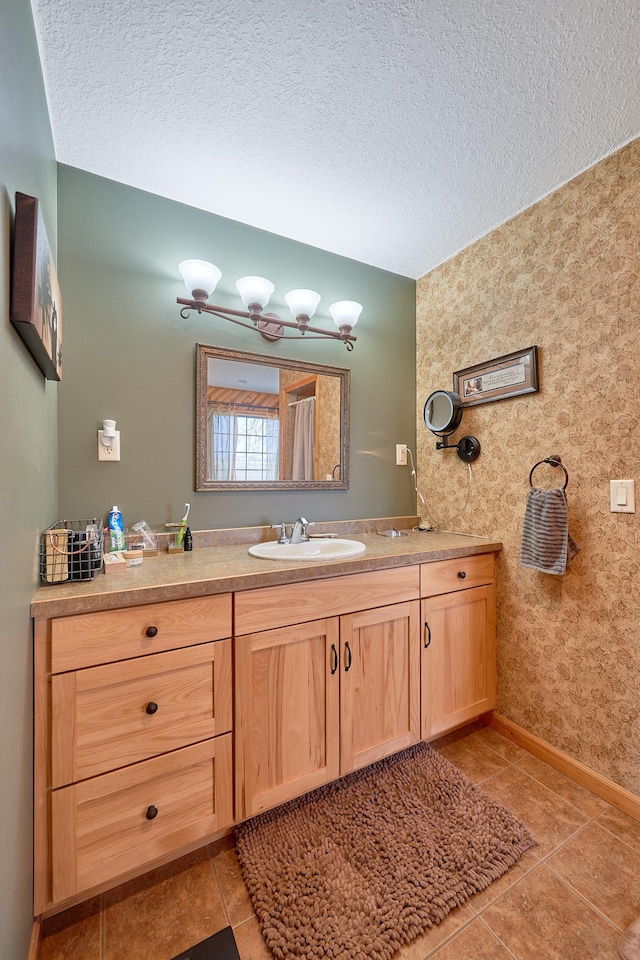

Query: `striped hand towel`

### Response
(520, 487, 580, 575)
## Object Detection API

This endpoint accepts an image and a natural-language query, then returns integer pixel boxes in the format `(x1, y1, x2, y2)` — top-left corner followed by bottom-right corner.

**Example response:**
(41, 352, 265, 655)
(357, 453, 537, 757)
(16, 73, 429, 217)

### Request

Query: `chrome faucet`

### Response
(290, 517, 311, 544)
(271, 518, 314, 544)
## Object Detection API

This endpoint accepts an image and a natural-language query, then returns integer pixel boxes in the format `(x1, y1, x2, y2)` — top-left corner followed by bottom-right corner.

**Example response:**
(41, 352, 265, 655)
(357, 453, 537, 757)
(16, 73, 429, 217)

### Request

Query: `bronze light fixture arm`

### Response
(176, 297, 358, 349)
(177, 297, 255, 321)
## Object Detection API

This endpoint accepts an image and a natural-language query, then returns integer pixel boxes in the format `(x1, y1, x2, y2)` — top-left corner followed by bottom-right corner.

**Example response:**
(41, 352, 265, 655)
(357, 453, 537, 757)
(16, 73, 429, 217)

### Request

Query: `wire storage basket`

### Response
(40, 519, 104, 584)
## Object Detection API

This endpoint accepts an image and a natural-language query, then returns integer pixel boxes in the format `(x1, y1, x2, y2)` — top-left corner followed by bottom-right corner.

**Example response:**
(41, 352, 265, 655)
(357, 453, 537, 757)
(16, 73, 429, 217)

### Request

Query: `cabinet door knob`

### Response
(145, 626, 158, 638)
(424, 622, 431, 649)
(146, 701, 158, 715)
(457, 570, 467, 579)
(146, 805, 158, 820)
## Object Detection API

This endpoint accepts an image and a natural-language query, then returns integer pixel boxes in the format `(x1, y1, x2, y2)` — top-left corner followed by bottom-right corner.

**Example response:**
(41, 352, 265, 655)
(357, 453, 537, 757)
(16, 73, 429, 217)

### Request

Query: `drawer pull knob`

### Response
(145, 626, 158, 638)
(146, 701, 158, 715)
(146, 805, 158, 820)
(457, 570, 467, 579)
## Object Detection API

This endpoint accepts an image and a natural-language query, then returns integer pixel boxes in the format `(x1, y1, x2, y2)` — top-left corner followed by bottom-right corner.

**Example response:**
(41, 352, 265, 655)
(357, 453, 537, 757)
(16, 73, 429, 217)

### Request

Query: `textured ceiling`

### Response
(31, 0, 640, 279)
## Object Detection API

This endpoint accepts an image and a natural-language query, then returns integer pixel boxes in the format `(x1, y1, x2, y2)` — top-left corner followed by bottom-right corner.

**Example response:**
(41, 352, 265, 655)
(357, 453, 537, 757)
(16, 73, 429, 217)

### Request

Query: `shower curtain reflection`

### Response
(291, 397, 316, 481)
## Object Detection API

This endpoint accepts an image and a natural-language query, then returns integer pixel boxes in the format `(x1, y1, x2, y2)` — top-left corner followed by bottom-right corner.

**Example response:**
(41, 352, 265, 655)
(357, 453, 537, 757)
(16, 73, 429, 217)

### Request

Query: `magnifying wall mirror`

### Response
(196, 344, 350, 491)
(424, 390, 463, 436)
(423, 390, 481, 462)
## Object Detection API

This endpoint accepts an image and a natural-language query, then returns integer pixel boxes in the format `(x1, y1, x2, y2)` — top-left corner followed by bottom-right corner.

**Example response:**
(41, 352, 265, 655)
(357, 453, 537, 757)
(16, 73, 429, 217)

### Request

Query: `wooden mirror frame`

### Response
(195, 344, 350, 491)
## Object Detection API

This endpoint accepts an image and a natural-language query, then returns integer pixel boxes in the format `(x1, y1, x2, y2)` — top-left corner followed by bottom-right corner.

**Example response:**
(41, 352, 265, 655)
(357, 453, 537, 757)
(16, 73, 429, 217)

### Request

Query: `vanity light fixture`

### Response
(177, 260, 362, 351)
(423, 390, 481, 463)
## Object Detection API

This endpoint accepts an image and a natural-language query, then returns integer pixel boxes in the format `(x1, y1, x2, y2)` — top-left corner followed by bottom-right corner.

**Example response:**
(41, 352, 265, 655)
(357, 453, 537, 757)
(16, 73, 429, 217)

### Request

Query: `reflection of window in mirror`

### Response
(207, 359, 280, 481)
(196, 345, 350, 491)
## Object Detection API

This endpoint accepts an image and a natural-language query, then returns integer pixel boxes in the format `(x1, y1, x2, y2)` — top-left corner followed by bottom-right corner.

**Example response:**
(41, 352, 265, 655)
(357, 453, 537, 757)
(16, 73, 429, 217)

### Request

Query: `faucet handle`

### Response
(271, 522, 289, 544)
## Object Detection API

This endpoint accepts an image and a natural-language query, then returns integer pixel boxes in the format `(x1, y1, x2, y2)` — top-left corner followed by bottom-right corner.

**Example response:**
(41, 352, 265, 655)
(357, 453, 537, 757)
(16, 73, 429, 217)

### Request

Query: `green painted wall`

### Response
(57, 166, 417, 532)
(0, 0, 58, 953)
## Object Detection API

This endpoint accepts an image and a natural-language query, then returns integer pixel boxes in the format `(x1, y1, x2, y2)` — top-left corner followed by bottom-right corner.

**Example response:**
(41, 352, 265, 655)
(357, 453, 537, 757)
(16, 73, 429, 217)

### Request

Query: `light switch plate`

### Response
(610, 479, 635, 513)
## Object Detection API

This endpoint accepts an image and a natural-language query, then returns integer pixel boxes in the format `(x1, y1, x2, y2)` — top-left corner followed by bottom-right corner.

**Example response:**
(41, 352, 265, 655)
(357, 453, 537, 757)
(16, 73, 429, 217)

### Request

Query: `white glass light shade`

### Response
(178, 260, 222, 298)
(235, 276, 275, 310)
(285, 289, 321, 319)
(329, 300, 363, 329)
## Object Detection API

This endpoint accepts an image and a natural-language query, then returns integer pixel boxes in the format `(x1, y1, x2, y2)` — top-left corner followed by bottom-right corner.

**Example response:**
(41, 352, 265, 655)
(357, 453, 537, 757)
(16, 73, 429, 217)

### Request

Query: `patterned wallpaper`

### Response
(317, 373, 342, 481)
(416, 138, 640, 794)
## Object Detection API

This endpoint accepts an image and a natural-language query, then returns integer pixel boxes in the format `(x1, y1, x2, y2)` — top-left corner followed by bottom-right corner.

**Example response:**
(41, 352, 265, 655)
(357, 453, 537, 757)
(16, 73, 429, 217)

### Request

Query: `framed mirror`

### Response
(196, 344, 350, 491)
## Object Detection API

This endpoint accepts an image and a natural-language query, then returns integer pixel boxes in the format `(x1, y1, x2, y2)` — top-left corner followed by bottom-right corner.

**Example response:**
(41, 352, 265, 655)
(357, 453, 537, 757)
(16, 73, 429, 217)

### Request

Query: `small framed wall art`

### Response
(453, 346, 538, 407)
(10, 192, 62, 381)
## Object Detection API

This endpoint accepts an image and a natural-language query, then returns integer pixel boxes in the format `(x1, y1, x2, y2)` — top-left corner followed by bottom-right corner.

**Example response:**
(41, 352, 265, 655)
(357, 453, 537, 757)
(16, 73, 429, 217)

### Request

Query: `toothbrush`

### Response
(176, 503, 190, 548)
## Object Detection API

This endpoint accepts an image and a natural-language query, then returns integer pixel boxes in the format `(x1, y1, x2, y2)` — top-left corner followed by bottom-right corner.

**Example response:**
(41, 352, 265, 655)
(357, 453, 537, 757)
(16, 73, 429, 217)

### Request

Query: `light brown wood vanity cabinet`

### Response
(421, 554, 496, 738)
(34, 595, 234, 914)
(34, 549, 496, 914)
(234, 566, 422, 820)
(234, 553, 497, 820)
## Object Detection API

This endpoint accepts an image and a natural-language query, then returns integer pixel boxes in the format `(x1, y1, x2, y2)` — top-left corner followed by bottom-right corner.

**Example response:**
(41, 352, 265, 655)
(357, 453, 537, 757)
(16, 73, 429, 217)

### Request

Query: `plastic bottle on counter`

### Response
(108, 506, 126, 552)
(183, 527, 193, 551)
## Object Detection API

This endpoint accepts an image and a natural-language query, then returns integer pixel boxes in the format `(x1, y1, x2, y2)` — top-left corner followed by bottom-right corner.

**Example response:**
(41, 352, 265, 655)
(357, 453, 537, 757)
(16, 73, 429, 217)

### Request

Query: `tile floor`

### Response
(38, 723, 640, 960)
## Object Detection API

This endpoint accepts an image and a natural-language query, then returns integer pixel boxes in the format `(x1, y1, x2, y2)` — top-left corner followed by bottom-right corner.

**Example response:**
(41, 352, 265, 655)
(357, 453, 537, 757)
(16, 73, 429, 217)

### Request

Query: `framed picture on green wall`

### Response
(10, 192, 62, 381)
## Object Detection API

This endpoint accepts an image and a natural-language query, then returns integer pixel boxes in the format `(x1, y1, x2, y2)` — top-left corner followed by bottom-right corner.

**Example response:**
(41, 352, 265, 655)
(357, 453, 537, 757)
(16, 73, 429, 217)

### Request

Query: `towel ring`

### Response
(529, 455, 568, 490)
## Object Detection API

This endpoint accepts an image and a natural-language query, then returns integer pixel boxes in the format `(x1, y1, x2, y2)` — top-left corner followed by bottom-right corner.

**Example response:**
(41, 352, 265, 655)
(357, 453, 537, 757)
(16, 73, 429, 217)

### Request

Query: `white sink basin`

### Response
(248, 538, 366, 561)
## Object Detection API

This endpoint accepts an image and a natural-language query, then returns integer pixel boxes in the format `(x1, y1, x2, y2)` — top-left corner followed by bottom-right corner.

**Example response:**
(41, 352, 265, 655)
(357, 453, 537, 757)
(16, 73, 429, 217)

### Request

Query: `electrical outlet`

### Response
(98, 430, 121, 461)
(396, 443, 408, 466)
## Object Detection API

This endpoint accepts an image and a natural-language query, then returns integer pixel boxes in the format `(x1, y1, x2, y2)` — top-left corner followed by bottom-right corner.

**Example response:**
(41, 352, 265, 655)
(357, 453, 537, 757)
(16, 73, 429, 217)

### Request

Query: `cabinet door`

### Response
(235, 618, 340, 820)
(421, 584, 496, 739)
(340, 600, 421, 774)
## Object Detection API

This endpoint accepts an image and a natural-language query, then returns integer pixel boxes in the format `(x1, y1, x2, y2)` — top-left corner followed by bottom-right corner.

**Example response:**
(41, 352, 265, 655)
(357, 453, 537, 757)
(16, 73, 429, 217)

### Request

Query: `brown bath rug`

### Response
(235, 742, 536, 960)
(619, 915, 640, 960)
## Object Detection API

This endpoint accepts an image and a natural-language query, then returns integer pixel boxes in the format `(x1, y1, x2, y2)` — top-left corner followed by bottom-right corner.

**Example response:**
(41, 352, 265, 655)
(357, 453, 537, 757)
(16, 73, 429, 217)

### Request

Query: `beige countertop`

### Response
(31, 526, 502, 619)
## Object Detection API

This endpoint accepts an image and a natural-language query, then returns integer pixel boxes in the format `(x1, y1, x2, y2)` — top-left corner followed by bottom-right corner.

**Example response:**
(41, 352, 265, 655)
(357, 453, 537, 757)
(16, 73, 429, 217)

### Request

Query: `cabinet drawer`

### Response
(51, 735, 233, 904)
(50, 594, 232, 672)
(421, 553, 494, 597)
(235, 566, 419, 635)
(52, 640, 232, 787)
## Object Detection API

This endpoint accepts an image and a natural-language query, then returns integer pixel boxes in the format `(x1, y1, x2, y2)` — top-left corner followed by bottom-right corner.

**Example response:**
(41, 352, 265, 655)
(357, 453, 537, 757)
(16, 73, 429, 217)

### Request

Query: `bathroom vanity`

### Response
(31, 527, 500, 916)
